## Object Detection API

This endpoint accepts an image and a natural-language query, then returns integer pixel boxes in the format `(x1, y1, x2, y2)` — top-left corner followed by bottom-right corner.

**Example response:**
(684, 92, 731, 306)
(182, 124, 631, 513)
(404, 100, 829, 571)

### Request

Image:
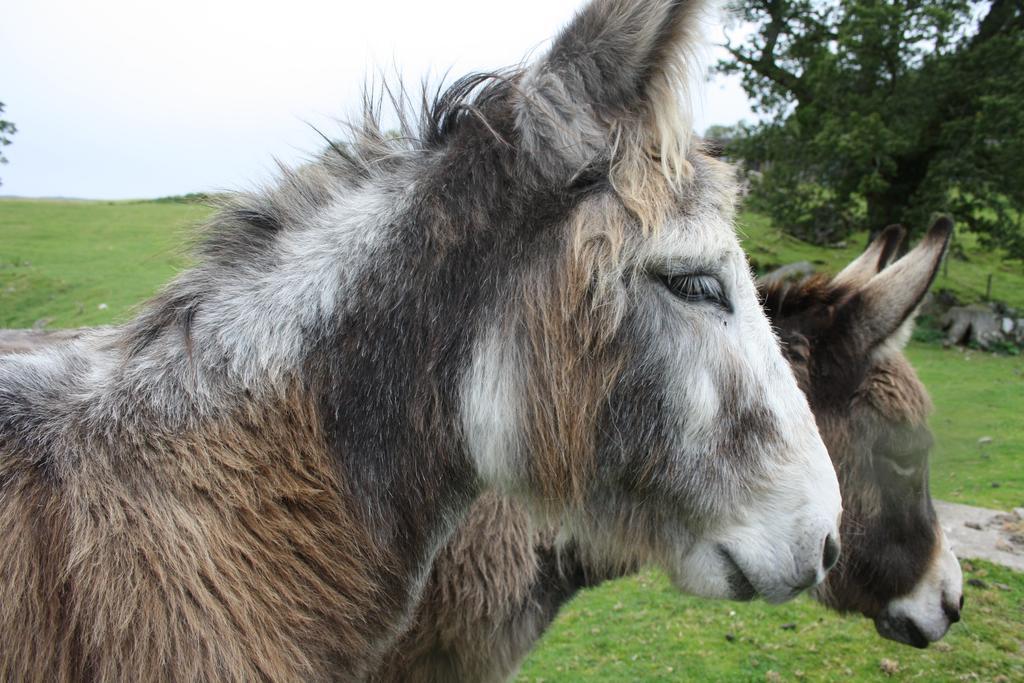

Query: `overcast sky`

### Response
(1, 0, 755, 199)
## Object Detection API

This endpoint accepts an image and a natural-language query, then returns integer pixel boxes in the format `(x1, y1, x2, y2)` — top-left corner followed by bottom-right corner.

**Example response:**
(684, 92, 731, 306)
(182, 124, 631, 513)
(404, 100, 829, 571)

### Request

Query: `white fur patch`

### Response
(461, 324, 524, 489)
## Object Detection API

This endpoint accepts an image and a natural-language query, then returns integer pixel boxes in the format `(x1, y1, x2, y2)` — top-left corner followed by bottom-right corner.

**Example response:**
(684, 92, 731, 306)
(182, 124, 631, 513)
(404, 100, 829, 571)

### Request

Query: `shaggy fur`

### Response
(0, 1, 843, 679)
(371, 219, 960, 681)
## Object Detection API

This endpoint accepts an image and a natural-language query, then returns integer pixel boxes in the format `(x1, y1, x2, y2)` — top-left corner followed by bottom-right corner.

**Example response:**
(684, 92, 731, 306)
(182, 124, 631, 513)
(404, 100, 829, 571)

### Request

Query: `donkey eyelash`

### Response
(660, 273, 732, 312)
(884, 448, 925, 477)
(887, 459, 919, 478)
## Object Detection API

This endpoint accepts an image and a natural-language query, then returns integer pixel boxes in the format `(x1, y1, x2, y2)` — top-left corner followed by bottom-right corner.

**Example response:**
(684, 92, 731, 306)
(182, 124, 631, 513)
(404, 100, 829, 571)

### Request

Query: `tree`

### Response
(0, 101, 16, 187)
(718, 0, 1024, 256)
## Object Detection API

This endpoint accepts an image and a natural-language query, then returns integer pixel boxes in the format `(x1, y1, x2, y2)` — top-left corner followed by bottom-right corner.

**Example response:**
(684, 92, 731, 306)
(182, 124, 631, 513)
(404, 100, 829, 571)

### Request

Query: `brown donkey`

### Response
(372, 219, 962, 682)
(0, 1, 842, 680)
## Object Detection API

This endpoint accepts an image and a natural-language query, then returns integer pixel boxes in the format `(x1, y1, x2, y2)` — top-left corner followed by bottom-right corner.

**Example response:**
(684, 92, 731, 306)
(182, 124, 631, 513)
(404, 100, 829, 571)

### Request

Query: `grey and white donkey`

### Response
(370, 220, 963, 682)
(0, 0, 840, 680)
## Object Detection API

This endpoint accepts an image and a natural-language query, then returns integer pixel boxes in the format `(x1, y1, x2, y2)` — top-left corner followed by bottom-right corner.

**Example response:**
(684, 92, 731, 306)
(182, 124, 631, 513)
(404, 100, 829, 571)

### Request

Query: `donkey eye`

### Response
(661, 274, 731, 312)
(884, 450, 924, 478)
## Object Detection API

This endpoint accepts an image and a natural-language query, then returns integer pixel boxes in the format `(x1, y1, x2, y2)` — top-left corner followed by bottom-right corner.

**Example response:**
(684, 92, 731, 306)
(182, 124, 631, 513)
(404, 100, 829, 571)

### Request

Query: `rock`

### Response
(1013, 508, 1024, 520)
(942, 305, 1008, 349)
(1002, 317, 1015, 334)
(977, 436, 993, 445)
(758, 261, 816, 286)
(725, 633, 736, 642)
(964, 521, 983, 530)
(780, 623, 796, 631)
(97, 303, 109, 310)
(967, 577, 988, 588)
(879, 658, 900, 675)
(991, 482, 1001, 488)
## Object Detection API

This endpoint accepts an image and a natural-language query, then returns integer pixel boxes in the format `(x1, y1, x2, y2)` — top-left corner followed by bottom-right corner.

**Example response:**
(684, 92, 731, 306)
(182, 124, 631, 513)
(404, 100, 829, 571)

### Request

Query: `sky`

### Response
(1, 0, 756, 200)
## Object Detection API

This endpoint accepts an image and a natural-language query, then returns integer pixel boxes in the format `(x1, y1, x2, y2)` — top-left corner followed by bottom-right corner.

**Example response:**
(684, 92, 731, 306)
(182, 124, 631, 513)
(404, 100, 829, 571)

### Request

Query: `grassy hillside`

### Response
(0, 199, 204, 328)
(2, 198, 1022, 681)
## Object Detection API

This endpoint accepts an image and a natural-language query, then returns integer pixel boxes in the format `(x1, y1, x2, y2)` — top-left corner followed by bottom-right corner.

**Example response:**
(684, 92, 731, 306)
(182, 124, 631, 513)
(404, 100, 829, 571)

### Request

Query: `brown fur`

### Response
(0, 388, 397, 682)
(521, 196, 631, 503)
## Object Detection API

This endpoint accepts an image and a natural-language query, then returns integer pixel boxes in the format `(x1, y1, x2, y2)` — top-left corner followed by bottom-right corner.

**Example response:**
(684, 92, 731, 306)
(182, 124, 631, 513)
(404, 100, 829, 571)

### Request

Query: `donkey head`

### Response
(462, 0, 841, 603)
(761, 219, 963, 646)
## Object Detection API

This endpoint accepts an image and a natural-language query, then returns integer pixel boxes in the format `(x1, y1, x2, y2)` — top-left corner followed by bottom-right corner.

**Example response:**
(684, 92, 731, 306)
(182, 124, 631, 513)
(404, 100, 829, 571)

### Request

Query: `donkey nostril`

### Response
(822, 534, 840, 572)
(943, 600, 962, 624)
(944, 594, 964, 624)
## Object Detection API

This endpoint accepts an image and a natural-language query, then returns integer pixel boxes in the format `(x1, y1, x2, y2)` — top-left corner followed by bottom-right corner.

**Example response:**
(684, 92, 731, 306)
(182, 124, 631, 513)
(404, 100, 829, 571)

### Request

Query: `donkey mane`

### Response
(121, 52, 701, 365)
(122, 72, 522, 359)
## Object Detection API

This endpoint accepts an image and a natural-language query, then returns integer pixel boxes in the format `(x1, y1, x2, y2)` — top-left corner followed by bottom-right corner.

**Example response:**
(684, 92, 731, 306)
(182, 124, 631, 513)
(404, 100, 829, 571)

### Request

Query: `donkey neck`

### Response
(122, 177, 484, 524)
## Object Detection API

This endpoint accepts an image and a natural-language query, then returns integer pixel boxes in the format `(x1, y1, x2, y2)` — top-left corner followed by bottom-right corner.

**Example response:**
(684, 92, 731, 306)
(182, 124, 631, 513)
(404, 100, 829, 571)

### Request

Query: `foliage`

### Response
(0, 101, 16, 187)
(718, 1, 1024, 256)
(151, 192, 218, 204)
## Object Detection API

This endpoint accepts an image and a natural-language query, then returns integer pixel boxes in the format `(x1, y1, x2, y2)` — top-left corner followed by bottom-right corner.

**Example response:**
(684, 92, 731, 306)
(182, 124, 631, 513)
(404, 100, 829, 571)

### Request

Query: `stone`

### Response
(759, 261, 816, 286)
(879, 658, 900, 675)
(942, 305, 1004, 348)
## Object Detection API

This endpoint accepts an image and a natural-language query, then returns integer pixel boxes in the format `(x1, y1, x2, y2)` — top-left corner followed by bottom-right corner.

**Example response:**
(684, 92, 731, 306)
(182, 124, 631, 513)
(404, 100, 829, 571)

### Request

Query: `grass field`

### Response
(516, 560, 1024, 682)
(0, 199, 203, 328)
(2, 197, 1022, 681)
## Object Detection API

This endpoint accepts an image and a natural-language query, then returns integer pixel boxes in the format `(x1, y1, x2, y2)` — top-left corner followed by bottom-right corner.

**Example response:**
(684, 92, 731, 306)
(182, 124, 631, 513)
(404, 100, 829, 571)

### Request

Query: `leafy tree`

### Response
(0, 101, 16, 187)
(718, 0, 1024, 255)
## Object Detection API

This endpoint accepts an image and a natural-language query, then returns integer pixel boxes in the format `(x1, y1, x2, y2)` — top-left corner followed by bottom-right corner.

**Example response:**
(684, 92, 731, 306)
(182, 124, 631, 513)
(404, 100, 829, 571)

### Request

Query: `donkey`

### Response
(0, 1, 842, 680)
(371, 219, 962, 683)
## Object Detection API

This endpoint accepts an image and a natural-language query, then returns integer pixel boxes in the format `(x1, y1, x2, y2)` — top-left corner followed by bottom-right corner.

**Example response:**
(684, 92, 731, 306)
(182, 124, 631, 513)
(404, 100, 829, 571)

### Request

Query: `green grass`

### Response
(0, 199, 206, 328)
(517, 560, 1024, 682)
(908, 344, 1024, 511)
(3, 198, 1023, 681)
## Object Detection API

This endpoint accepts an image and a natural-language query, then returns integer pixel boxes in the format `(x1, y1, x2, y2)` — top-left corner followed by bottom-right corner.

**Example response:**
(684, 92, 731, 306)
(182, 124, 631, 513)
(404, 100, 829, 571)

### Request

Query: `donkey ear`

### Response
(516, 0, 707, 183)
(841, 217, 953, 353)
(832, 224, 906, 289)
